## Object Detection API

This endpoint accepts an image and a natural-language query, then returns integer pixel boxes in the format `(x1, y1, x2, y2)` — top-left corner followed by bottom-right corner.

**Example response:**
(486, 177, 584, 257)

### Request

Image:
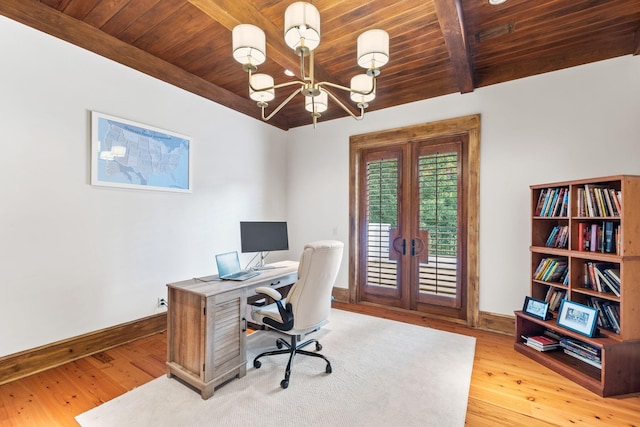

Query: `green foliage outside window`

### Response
(366, 153, 458, 257)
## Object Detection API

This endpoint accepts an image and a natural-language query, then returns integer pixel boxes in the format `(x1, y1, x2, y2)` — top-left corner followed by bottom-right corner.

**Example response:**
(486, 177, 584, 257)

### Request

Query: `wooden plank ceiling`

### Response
(1, 0, 639, 130)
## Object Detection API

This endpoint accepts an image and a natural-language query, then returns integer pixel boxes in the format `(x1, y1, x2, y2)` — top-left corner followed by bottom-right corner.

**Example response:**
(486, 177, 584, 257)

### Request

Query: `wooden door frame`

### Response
(349, 114, 481, 327)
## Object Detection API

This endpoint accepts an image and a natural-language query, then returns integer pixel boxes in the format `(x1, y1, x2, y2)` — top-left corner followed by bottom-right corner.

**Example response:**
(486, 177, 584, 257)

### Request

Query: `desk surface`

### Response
(167, 260, 299, 297)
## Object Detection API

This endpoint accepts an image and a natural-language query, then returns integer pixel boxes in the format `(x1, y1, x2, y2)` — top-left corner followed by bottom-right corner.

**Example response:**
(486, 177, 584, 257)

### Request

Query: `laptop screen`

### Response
(215, 251, 241, 278)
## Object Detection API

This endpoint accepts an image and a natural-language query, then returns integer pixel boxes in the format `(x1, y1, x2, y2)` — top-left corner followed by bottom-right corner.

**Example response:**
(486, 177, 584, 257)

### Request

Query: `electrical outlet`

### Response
(157, 297, 168, 308)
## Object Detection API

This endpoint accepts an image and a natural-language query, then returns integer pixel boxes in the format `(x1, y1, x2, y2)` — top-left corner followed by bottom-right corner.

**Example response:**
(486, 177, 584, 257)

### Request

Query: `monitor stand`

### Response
(253, 252, 277, 270)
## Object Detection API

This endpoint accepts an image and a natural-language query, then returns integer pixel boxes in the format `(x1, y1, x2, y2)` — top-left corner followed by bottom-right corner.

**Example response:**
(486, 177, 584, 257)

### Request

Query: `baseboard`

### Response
(0, 312, 167, 385)
(332, 286, 350, 303)
(332, 286, 515, 336)
(478, 311, 514, 335)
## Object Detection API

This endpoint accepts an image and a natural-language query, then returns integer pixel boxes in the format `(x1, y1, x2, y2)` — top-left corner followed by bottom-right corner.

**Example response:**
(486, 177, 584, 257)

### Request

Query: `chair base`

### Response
(253, 334, 332, 389)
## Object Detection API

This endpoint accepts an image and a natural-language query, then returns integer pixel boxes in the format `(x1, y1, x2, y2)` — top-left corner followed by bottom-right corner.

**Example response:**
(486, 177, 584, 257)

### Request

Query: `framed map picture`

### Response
(91, 111, 192, 192)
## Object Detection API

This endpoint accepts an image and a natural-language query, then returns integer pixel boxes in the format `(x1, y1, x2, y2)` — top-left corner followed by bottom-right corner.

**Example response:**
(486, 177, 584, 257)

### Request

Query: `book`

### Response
(578, 222, 591, 251)
(588, 298, 612, 329)
(544, 188, 559, 216)
(560, 337, 601, 358)
(534, 257, 567, 283)
(613, 190, 623, 216)
(603, 221, 614, 254)
(596, 269, 619, 295)
(577, 188, 585, 216)
(608, 188, 620, 216)
(582, 184, 621, 217)
(604, 267, 621, 284)
(602, 269, 621, 296)
(590, 223, 599, 252)
(545, 226, 560, 247)
(522, 335, 560, 352)
(603, 188, 615, 217)
(604, 303, 621, 334)
(545, 225, 568, 248)
(528, 335, 559, 346)
(563, 349, 602, 369)
(535, 188, 547, 216)
(586, 262, 598, 291)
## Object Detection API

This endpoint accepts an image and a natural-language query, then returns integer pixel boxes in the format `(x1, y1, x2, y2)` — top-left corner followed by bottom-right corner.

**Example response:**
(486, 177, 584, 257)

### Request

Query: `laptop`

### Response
(215, 251, 259, 281)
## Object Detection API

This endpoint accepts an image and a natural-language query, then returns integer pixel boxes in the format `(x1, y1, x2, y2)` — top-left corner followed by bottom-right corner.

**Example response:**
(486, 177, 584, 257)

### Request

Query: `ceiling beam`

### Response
(189, 0, 354, 114)
(0, 0, 290, 130)
(433, 0, 474, 94)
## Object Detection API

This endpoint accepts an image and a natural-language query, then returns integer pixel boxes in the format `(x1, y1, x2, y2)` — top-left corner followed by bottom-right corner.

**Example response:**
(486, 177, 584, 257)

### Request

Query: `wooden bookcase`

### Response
(515, 175, 640, 397)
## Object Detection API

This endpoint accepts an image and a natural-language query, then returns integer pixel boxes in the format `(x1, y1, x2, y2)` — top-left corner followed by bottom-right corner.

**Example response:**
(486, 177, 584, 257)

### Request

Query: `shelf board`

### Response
(533, 216, 569, 220)
(514, 342, 603, 393)
(571, 287, 620, 303)
(572, 216, 620, 220)
(530, 246, 570, 256)
(515, 311, 621, 346)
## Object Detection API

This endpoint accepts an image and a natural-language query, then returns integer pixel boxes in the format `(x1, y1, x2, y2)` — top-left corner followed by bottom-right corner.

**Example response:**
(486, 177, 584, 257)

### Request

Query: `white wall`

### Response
(286, 54, 640, 316)
(0, 16, 289, 357)
(2, 15, 639, 357)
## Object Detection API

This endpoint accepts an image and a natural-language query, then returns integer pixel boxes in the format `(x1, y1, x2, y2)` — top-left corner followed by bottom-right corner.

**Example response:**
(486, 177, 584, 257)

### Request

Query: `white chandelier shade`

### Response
(305, 90, 328, 113)
(250, 73, 275, 102)
(232, 24, 266, 69)
(350, 74, 376, 105)
(284, 2, 321, 53)
(231, 1, 389, 127)
(357, 29, 389, 71)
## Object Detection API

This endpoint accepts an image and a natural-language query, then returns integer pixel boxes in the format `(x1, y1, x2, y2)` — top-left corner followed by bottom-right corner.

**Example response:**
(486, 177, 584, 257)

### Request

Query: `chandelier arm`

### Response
(261, 87, 304, 121)
(248, 68, 304, 92)
(322, 87, 365, 121)
(272, 80, 306, 90)
(318, 77, 376, 96)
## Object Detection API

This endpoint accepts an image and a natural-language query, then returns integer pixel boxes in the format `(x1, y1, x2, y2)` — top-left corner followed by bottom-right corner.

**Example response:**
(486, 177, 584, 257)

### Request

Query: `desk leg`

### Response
(201, 383, 215, 400)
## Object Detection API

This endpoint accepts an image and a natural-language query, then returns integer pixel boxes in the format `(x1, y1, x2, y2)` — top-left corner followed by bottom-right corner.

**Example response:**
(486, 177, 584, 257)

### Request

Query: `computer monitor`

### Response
(240, 221, 289, 268)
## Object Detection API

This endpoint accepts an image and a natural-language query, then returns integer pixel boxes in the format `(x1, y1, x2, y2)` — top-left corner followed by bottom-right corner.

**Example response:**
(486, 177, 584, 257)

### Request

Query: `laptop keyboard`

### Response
(225, 271, 259, 281)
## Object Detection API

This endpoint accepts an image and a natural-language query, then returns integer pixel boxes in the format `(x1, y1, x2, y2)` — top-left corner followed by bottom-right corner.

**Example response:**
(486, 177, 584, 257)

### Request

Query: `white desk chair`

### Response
(251, 240, 343, 389)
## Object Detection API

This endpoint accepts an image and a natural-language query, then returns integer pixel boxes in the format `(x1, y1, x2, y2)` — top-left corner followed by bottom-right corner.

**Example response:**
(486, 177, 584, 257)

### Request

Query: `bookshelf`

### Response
(515, 175, 640, 397)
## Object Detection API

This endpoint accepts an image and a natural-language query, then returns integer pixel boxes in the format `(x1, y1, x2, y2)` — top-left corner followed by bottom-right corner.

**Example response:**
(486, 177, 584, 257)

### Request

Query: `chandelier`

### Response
(232, 1, 389, 127)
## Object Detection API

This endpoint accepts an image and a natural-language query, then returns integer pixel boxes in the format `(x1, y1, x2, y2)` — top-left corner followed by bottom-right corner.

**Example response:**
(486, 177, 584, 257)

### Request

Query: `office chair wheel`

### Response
(315, 342, 322, 351)
(326, 364, 332, 374)
(280, 379, 289, 389)
(254, 360, 262, 369)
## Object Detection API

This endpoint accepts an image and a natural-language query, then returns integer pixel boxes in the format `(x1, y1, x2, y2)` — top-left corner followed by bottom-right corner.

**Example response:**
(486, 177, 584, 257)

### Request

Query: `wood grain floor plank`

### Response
(1, 307, 640, 426)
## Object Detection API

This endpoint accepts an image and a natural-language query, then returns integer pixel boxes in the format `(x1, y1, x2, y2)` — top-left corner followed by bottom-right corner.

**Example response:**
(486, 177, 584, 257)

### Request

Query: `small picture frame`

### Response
(556, 299, 599, 337)
(523, 296, 552, 320)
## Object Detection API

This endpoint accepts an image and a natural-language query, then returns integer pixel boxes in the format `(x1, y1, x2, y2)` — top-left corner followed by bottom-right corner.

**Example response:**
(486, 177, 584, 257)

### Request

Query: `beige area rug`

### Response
(76, 309, 475, 427)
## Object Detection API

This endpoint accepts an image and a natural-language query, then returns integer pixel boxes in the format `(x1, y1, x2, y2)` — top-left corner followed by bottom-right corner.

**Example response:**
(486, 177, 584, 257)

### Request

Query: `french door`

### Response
(350, 116, 479, 323)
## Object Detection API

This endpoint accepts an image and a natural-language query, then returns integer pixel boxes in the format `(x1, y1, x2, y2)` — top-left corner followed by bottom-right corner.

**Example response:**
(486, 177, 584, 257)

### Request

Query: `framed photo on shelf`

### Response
(557, 299, 598, 337)
(522, 296, 552, 320)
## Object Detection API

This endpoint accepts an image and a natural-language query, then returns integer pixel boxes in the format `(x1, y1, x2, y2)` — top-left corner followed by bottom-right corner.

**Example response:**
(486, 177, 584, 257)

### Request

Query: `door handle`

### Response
(392, 237, 406, 255)
(412, 230, 430, 263)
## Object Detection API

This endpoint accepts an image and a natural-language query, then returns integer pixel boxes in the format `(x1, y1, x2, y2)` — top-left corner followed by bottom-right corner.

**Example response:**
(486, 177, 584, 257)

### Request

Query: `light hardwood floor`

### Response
(1, 303, 639, 426)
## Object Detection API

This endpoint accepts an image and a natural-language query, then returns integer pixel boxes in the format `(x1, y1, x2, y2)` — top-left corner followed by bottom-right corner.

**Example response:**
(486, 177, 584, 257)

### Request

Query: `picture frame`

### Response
(91, 111, 192, 193)
(522, 296, 552, 320)
(556, 299, 599, 337)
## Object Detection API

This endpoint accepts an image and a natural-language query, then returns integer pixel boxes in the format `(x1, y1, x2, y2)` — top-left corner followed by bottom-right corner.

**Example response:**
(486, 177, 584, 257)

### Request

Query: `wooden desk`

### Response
(166, 261, 298, 399)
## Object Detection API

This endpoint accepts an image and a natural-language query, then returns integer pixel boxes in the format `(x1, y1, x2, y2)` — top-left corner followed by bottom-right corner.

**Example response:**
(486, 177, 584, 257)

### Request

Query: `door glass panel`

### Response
(365, 157, 399, 290)
(417, 151, 460, 306)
